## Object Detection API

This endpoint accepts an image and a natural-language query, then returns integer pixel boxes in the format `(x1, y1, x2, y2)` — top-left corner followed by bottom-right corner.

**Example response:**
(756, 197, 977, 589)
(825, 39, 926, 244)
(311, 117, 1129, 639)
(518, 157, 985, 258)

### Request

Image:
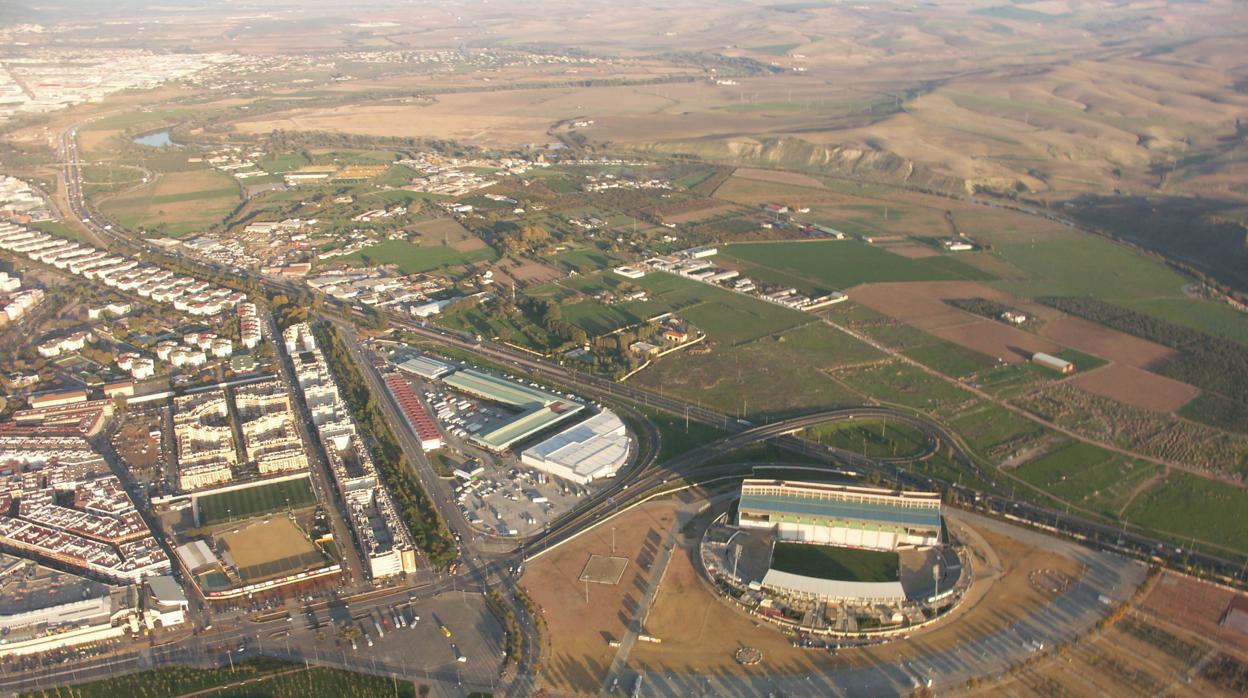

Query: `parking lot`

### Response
(281, 592, 506, 689)
(413, 377, 606, 538)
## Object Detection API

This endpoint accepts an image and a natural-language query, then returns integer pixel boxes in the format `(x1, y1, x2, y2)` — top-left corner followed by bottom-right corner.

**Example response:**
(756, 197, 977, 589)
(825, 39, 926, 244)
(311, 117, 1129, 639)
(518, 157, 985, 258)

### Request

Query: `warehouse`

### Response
(1031, 352, 1074, 374)
(520, 410, 631, 484)
(442, 369, 584, 452)
(397, 354, 454, 380)
(737, 480, 942, 551)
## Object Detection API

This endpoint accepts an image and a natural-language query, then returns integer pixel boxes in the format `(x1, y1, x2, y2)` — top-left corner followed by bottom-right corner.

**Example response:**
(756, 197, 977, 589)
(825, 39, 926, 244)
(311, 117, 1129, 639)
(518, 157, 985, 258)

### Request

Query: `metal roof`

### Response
(739, 493, 941, 530)
(471, 402, 584, 452)
(443, 369, 562, 408)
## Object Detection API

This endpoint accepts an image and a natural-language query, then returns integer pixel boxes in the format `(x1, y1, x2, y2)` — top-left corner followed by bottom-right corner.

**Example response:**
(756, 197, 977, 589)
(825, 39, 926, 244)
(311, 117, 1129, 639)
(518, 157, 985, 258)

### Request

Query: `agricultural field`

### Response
(632, 321, 881, 419)
(195, 477, 318, 526)
(99, 169, 240, 237)
(829, 360, 977, 416)
(1013, 441, 1161, 517)
(542, 271, 812, 342)
(769, 542, 900, 582)
(336, 239, 495, 275)
(1124, 471, 1248, 556)
(1016, 383, 1248, 478)
(803, 419, 930, 460)
(717, 240, 992, 294)
(948, 405, 1050, 462)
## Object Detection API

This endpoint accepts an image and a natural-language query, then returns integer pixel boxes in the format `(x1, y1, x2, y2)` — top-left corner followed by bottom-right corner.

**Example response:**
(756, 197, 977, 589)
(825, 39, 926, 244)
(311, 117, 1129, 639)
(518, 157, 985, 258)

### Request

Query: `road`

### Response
(24, 117, 1246, 696)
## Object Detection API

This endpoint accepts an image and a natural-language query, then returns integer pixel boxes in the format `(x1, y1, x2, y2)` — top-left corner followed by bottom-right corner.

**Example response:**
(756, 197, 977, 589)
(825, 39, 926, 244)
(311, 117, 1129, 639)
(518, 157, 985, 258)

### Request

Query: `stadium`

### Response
(700, 479, 971, 636)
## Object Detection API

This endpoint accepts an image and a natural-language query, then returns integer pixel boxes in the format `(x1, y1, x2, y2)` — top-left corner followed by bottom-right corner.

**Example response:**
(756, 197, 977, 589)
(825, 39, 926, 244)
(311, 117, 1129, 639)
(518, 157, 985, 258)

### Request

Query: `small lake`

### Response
(132, 130, 180, 148)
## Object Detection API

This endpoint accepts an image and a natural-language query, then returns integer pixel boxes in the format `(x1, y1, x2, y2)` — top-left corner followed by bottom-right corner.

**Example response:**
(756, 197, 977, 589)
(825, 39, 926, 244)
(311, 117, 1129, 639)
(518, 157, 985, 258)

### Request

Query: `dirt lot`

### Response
(628, 511, 1083, 679)
(1138, 571, 1248, 655)
(1039, 315, 1177, 369)
(520, 501, 680, 694)
(973, 617, 1214, 698)
(495, 256, 563, 284)
(1073, 363, 1200, 412)
(733, 167, 826, 189)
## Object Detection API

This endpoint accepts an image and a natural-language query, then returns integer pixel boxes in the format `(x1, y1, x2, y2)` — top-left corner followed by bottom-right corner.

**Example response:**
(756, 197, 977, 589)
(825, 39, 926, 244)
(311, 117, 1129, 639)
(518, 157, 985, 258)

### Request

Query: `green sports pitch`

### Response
(195, 477, 317, 526)
(770, 542, 900, 582)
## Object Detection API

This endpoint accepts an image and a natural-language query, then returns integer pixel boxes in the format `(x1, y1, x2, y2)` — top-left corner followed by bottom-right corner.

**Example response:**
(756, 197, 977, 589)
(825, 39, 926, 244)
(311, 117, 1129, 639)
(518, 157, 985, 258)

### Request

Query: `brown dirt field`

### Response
(659, 201, 738, 224)
(520, 502, 679, 694)
(1073, 364, 1199, 412)
(886, 243, 940, 258)
(498, 257, 562, 284)
(931, 320, 1061, 363)
(849, 280, 1029, 328)
(629, 512, 1083, 680)
(1138, 571, 1248, 655)
(734, 167, 826, 189)
(1038, 316, 1176, 369)
(409, 218, 484, 251)
(78, 129, 120, 155)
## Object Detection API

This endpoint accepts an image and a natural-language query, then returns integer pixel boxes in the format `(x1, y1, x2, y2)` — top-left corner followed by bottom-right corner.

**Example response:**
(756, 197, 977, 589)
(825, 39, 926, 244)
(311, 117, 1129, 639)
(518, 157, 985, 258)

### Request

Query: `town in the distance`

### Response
(0, 1, 1247, 697)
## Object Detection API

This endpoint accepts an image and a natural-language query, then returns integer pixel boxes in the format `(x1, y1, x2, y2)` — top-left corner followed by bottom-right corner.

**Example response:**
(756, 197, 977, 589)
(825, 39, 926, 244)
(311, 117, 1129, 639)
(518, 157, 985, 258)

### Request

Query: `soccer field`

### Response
(196, 477, 317, 526)
(770, 542, 900, 582)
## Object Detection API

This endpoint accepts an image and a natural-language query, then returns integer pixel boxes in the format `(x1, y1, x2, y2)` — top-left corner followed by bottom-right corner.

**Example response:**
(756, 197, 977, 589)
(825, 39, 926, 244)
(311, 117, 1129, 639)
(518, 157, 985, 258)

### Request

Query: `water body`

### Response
(132, 130, 180, 148)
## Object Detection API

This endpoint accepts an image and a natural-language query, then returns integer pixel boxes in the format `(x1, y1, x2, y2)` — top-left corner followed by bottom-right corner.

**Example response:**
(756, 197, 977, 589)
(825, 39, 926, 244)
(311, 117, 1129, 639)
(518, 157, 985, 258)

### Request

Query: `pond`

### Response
(132, 130, 180, 148)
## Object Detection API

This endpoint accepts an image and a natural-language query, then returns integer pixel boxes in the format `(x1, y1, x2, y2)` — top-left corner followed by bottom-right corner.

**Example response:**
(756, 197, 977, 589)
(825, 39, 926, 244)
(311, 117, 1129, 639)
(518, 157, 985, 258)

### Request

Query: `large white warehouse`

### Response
(520, 410, 631, 485)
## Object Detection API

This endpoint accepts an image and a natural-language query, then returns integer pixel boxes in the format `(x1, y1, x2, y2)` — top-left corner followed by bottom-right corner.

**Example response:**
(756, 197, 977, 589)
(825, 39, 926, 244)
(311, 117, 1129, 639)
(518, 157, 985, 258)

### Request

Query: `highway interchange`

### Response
(15, 119, 1244, 695)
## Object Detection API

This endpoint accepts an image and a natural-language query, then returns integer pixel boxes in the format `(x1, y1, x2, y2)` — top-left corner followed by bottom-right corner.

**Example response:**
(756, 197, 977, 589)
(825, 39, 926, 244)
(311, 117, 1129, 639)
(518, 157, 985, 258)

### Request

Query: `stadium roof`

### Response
(739, 492, 941, 530)
(762, 569, 906, 602)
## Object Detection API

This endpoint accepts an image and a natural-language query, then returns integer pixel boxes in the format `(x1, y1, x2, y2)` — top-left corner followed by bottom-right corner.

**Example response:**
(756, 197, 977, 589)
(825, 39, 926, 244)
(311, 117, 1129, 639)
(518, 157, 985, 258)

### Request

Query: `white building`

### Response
(520, 410, 631, 485)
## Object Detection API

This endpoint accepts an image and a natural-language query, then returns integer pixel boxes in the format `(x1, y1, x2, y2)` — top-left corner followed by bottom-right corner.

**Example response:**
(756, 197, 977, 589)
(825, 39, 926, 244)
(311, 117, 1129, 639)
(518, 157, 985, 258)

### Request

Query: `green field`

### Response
(803, 419, 931, 459)
(195, 477, 317, 526)
(993, 237, 1189, 300)
(949, 405, 1048, 457)
(99, 169, 241, 237)
(339, 240, 495, 275)
(633, 322, 880, 419)
(1125, 471, 1248, 555)
(904, 340, 998, 378)
(1014, 442, 1160, 516)
(833, 360, 975, 415)
(82, 108, 196, 131)
(18, 659, 419, 698)
(718, 240, 993, 293)
(770, 542, 900, 582)
(548, 271, 812, 342)
(639, 407, 728, 464)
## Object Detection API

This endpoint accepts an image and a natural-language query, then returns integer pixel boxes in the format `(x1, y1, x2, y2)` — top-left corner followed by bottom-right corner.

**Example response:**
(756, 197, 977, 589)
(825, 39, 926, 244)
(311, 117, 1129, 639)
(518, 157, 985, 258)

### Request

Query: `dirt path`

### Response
(1117, 468, 1168, 518)
(815, 313, 1246, 556)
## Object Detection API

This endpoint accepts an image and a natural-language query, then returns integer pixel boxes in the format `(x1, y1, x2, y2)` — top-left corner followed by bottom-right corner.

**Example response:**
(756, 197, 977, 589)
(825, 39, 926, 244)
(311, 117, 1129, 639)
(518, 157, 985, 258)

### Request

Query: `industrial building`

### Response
(520, 410, 631, 485)
(1031, 352, 1074, 374)
(737, 480, 942, 551)
(396, 354, 454, 380)
(442, 369, 584, 452)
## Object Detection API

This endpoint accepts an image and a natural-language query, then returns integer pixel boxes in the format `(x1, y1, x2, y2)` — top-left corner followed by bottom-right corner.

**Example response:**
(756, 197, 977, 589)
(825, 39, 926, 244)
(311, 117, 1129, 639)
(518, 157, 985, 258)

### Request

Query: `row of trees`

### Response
(312, 323, 458, 569)
(1037, 296, 1248, 431)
